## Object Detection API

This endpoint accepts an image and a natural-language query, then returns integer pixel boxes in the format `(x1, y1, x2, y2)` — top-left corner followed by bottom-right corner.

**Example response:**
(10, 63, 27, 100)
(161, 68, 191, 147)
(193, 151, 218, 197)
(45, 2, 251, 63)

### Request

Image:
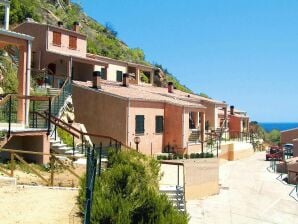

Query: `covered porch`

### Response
(0, 29, 34, 126)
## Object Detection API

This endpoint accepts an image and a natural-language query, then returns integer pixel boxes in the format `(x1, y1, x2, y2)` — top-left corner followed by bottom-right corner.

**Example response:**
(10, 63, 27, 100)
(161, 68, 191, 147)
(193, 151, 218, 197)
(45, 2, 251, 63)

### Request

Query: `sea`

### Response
(259, 122, 298, 132)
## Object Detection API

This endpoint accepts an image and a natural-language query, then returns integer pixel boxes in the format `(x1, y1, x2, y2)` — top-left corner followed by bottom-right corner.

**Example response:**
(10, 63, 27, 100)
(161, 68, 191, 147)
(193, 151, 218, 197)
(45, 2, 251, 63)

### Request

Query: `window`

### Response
(69, 35, 77, 50)
(155, 116, 164, 133)
(135, 115, 145, 134)
(101, 68, 107, 80)
(116, 70, 123, 82)
(53, 31, 61, 46)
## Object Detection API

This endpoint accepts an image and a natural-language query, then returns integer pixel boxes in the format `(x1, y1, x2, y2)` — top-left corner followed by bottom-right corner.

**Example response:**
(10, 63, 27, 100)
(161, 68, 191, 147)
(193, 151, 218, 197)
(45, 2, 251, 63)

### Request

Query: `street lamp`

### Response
(134, 136, 141, 152)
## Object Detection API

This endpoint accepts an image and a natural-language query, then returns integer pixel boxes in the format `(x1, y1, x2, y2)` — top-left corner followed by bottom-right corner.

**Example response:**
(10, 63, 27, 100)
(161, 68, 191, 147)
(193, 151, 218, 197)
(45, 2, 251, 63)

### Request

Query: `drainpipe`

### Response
(182, 106, 185, 148)
(25, 40, 32, 127)
(126, 99, 130, 146)
(4, 2, 10, 30)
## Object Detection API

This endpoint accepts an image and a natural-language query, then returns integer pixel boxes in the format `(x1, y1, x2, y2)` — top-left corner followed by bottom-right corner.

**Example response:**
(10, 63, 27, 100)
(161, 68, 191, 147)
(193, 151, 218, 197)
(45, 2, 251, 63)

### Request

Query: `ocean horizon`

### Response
(259, 122, 298, 132)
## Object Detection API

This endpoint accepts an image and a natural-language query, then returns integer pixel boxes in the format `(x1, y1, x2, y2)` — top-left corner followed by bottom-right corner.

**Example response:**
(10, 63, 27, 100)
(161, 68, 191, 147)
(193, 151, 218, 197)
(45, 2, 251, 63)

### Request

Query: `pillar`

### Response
(200, 112, 205, 153)
(17, 45, 27, 124)
(135, 68, 140, 85)
(25, 40, 32, 127)
(4, 3, 10, 30)
(224, 107, 228, 128)
(150, 70, 154, 85)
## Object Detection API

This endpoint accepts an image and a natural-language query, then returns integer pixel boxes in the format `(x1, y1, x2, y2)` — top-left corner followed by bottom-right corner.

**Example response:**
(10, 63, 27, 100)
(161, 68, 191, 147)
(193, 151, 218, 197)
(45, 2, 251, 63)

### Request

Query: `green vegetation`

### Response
(265, 129, 280, 145)
(78, 149, 189, 224)
(156, 152, 213, 160)
(0, 50, 18, 93)
(57, 127, 73, 147)
(0, 0, 193, 94)
(154, 64, 192, 93)
(250, 121, 281, 145)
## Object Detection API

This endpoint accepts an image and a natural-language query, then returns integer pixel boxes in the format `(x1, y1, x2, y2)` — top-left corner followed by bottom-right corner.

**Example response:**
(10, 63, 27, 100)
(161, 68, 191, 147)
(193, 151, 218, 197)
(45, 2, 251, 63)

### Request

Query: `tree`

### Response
(78, 149, 189, 224)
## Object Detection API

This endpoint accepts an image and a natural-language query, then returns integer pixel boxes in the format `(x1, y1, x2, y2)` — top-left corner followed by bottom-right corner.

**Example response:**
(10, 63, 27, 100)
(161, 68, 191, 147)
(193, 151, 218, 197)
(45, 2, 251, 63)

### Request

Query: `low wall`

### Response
(184, 158, 219, 200)
(220, 142, 254, 161)
(160, 158, 219, 201)
(186, 143, 202, 154)
(1, 132, 50, 164)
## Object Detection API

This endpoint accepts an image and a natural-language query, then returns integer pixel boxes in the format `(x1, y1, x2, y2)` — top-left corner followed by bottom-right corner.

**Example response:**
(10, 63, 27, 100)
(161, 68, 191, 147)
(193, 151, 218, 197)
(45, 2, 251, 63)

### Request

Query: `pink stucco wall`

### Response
(47, 27, 86, 57)
(128, 101, 164, 155)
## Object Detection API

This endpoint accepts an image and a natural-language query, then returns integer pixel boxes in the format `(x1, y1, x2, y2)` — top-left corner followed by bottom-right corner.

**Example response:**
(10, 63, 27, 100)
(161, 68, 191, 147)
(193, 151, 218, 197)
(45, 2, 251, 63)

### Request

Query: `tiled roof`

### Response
(73, 80, 206, 109)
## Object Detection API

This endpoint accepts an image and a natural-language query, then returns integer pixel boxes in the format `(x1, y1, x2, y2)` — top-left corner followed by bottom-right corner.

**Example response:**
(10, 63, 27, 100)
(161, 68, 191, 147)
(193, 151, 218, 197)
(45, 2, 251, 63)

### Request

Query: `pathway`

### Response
(187, 152, 298, 224)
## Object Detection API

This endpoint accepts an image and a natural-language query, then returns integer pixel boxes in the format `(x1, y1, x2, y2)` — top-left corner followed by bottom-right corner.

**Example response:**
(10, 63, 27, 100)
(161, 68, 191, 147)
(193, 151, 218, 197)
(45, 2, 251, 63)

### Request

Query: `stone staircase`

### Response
(160, 186, 186, 212)
(49, 134, 84, 159)
(188, 130, 200, 143)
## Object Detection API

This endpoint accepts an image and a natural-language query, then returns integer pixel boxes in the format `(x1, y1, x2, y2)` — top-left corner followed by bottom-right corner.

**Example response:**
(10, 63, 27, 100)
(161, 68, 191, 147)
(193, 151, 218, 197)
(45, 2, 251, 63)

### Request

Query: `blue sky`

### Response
(77, 0, 298, 122)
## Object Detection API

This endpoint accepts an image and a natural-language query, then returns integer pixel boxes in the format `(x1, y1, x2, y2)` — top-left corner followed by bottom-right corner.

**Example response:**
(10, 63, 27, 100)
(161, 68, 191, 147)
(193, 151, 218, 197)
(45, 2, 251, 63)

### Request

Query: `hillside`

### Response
(0, 0, 195, 93)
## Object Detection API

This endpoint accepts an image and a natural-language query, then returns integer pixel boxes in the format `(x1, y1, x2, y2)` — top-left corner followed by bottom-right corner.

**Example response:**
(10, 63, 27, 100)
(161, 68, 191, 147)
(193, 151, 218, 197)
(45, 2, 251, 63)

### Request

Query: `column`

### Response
(17, 45, 27, 124)
(224, 107, 228, 128)
(25, 40, 32, 127)
(135, 68, 140, 85)
(4, 3, 10, 30)
(150, 70, 154, 85)
(200, 112, 205, 153)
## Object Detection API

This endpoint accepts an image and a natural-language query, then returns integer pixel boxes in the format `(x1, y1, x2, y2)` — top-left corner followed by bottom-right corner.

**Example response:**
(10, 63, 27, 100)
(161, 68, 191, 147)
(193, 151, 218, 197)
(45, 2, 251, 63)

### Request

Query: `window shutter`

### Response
(135, 115, 145, 134)
(53, 32, 61, 46)
(69, 36, 77, 49)
(116, 71, 123, 82)
(155, 116, 164, 133)
(101, 68, 107, 80)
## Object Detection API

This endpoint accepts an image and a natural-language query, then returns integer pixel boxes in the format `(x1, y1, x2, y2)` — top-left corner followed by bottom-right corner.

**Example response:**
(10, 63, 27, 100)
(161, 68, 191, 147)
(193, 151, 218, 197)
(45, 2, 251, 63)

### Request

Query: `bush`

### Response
(57, 127, 73, 147)
(78, 149, 189, 224)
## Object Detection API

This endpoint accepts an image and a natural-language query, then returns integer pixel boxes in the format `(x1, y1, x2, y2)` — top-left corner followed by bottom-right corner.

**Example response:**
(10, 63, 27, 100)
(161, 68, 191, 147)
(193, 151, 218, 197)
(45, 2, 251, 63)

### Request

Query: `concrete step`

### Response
(0, 176, 17, 186)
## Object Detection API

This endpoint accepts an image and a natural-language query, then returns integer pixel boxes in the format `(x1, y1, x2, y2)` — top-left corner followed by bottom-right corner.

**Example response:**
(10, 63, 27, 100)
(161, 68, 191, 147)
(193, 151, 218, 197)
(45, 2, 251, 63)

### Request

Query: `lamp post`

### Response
(134, 136, 141, 152)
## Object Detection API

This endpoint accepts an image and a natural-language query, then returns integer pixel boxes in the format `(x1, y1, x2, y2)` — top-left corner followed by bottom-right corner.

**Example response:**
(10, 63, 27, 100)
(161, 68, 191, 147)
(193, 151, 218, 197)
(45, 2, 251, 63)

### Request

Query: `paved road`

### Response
(187, 152, 298, 224)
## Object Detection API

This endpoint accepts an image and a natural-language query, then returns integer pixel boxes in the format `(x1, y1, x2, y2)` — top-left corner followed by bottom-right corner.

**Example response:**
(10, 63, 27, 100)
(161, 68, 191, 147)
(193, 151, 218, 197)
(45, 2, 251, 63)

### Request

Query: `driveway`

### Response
(187, 152, 298, 224)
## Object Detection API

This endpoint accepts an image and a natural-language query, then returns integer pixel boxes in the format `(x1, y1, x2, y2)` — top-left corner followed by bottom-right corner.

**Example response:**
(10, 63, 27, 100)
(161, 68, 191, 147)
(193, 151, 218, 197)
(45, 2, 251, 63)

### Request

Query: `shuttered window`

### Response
(155, 116, 164, 133)
(135, 115, 145, 134)
(53, 31, 61, 46)
(69, 35, 77, 49)
(101, 68, 107, 80)
(116, 70, 123, 82)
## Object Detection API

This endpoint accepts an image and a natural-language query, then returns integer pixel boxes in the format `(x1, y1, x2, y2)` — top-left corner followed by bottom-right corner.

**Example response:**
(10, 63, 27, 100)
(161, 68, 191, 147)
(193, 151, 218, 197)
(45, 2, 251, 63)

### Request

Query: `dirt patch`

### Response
(0, 185, 82, 224)
(0, 163, 86, 187)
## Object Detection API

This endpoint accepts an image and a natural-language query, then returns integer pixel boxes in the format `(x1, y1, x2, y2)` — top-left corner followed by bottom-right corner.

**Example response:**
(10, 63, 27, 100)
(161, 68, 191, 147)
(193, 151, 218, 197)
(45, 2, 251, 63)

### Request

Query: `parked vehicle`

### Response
(266, 146, 283, 161)
(283, 143, 293, 157)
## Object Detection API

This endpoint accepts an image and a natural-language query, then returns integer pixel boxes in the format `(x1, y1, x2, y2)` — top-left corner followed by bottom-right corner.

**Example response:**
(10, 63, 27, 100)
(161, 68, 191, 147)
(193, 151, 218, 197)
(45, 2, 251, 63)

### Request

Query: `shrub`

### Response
(78, 149, 189, 224)
(57, 127, 73, 147)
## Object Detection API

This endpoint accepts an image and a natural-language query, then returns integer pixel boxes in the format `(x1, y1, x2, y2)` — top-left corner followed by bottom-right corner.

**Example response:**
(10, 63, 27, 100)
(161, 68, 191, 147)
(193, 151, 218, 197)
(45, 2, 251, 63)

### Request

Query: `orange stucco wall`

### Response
(229, 115, 241, 137)
(72, 84, 128, 145)
(128, 101, 164, 155)
(164, 104, 184, 152)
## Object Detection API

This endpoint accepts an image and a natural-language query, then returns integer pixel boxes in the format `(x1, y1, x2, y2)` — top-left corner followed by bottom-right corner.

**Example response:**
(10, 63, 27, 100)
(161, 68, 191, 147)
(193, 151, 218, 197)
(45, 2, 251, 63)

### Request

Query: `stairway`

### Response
(49, 135, 84, 159)
(188, 130, 200, 143)
(160, 186, 186, 212)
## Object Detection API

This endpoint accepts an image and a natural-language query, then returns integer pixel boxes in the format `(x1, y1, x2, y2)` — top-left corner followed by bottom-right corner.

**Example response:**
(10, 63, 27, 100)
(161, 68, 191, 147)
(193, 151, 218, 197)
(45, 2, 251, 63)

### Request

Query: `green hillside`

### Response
(0, 0, 199, 94)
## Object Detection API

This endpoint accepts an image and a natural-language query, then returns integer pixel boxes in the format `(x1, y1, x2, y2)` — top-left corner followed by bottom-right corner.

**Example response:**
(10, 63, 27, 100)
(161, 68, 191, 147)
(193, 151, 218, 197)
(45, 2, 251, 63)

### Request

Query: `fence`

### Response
(0, 148, 81, 187)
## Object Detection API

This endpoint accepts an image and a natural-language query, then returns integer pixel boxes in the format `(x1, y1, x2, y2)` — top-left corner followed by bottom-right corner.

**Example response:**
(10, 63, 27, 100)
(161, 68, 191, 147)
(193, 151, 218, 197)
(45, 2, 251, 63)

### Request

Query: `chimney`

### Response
(3, 0, 10, 30)
(73, 21, 80, 32)
(168, 82, 174, 93)
(123, 73, 129, 87)
(93, 71, 101, 89)
(230, 105, 234, 115)
(57, 21, 63, 27)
